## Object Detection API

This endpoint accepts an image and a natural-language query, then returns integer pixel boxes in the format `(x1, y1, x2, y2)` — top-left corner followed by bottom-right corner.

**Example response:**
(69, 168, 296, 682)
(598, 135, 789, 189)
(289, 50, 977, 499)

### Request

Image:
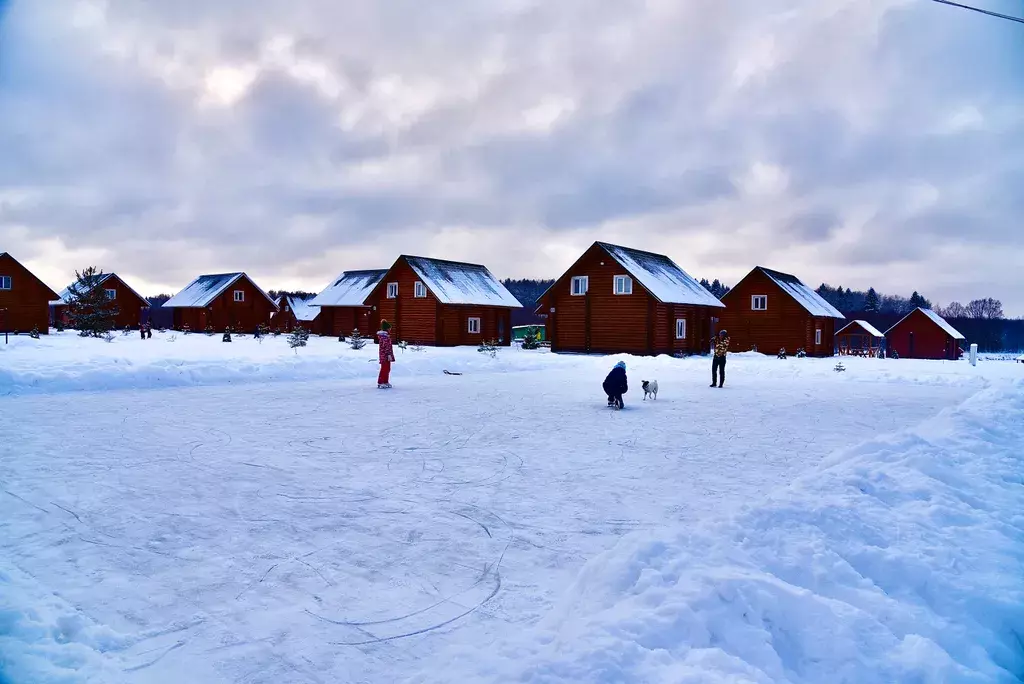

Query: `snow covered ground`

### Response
(1, 332, 1021, 683)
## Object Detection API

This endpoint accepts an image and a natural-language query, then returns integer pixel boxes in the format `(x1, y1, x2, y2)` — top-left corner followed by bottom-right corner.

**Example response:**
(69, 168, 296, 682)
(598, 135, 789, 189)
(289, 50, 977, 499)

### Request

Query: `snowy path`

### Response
(0, 367, 974, 682)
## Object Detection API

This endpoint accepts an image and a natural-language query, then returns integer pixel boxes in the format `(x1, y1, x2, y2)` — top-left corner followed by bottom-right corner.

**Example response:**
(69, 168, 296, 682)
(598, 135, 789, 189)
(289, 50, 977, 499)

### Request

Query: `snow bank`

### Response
(0, 565, 127, 683)
(415, 382, 1024, 683)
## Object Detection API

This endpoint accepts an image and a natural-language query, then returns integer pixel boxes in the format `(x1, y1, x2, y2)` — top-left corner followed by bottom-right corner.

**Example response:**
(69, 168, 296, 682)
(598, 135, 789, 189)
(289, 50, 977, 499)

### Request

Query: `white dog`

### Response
(641, 380, 659, 401)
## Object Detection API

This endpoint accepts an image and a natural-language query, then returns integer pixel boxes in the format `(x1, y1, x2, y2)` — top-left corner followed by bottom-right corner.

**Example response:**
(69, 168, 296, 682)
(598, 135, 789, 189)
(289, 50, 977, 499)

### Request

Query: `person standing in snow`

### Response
(711, 329, 729, 388)
(603, 360, 628, 409)
(377, 320, 395, 388)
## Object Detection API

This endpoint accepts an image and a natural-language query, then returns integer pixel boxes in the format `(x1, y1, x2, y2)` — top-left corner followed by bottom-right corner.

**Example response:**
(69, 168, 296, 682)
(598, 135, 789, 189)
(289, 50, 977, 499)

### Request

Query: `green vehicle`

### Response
(512, 325, 546, 342)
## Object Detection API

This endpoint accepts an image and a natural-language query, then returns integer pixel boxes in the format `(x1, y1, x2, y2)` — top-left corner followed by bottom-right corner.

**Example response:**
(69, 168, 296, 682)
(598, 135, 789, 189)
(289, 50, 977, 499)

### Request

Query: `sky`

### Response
(1, 0, 1023, 312)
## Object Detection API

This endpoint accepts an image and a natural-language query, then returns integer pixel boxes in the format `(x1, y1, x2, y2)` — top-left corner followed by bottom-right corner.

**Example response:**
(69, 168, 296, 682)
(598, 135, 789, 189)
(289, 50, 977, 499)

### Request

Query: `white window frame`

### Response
(570, 276, 589, 296)
(414, 281, 427, 298)
(613, 275, 633, 295)
(233, 290, 245, 302)
(815, 328, 822, 345)
(467, 317, 481, 334)
(751, 295, 767, 311)
(676, 318, 687, 340)
(387, 282, 399, 299)
(0, 275, 10, 290)
(105, 288, 117, 300)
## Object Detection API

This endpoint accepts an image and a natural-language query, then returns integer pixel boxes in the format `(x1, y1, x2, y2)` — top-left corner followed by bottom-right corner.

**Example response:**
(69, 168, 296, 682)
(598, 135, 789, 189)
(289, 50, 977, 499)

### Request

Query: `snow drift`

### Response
(416, 381, 1024, 683)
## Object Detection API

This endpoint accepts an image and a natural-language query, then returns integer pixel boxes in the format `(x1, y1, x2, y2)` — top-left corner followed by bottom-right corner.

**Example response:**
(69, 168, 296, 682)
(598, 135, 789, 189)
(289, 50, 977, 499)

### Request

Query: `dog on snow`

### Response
(641, 380, 659, 401)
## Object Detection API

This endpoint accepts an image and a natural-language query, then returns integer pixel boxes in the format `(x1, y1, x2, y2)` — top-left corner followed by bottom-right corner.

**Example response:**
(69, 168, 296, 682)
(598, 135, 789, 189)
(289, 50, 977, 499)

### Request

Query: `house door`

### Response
(908, 332, 915, 358)
(497, 313, 505, 344)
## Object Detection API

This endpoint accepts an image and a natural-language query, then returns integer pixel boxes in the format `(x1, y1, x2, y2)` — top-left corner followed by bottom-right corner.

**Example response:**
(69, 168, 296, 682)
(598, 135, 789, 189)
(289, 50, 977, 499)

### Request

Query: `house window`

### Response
(752, 295, 767, 311)
(467, 317, 481, 334)
(233, 290, 245, 302)
(105, 289, 116, 300)
(414, 281, 427, 298)
(387, 282, 399, 299)
(815, 328, 822, 345)
(0, 276, 10, 290)
(676, 319, 687, 339)
(570, 276, 588, 296)
(613, 275, 633, 295)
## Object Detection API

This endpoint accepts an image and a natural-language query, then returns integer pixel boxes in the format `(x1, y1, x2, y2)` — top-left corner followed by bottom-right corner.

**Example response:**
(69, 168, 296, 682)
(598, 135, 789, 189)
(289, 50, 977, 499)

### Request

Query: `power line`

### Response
(929, 0, 1024, 25)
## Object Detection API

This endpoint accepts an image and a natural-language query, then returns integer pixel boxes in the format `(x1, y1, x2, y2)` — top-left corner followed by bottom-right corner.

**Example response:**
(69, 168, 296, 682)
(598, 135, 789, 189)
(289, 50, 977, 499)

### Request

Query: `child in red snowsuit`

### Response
(377, 320, 395, 388)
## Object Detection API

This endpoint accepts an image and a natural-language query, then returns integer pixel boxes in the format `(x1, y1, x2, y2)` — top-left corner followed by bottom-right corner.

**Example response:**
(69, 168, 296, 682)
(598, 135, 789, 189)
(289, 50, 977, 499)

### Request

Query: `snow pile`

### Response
(0, 565, 127, 683)
(417, 382, 1024, 683)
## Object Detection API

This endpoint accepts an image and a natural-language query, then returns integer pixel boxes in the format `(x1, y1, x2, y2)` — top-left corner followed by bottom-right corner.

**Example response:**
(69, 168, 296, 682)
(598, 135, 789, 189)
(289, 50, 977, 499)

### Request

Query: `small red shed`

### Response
(51, 273, 151, 330)
(536, 242, 725, 355)
(163, 272, 278, 333)
(308, 269, 387, 338)
(835, 320, 884, 357)
(718, 267, 845, 357)
(272, 294, 321, 334)
(365, 256, 521, 346)
(884, 308, 965, 360)
(0, 251, 59, 334)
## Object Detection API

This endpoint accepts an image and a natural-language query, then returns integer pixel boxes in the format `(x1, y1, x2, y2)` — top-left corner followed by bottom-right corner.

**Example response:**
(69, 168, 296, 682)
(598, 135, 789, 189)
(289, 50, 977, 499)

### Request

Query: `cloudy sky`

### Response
(1, 0, 1022, 311)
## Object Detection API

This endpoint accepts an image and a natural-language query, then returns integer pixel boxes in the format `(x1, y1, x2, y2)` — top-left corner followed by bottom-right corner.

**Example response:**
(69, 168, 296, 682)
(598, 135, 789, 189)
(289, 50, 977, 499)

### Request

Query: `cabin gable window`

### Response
(613, 275, 633, 295)
(570, 276, 588, 296)
(0, 276, 12, 290)
(414, 281, 427, 298)
(233, 290, 245, 302)
(387, 282, 399, 299)
(751, 295, 767, 311)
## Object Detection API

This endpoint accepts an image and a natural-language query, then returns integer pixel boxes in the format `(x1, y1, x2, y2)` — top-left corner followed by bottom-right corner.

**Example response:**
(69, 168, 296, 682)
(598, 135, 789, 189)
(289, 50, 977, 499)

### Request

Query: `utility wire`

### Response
(929, 0, 1024, 25)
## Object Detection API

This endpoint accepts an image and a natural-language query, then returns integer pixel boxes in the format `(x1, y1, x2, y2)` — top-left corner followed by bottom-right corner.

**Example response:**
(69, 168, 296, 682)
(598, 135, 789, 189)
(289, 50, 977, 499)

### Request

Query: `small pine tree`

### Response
(222, 327, 232, 342)
(29, 326, 41, 339)
(521, 326, 540, 350)
(397, 339, 408, 353)
(205, 325, 215, 336)
(66, 267, 119, 338)
(288, 327, 310, 350)
(349, 329, 367, 350)
(478, 339, 499, 358)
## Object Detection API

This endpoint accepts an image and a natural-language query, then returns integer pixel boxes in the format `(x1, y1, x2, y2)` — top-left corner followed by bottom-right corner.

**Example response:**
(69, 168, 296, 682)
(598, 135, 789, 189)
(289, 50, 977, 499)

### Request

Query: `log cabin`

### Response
(365, 256, 521, 346)
(163, 273, 278, 333)
(835, 320, 884, 357)
(308, 269, 387, 338)
(884, 308, 965, 360)
(51, 273, 151, 330)
(272, 294, 321, 334)
(0, 252, 59, 334)
(717, 267, 845, 357)
(535, 242, 725, 355)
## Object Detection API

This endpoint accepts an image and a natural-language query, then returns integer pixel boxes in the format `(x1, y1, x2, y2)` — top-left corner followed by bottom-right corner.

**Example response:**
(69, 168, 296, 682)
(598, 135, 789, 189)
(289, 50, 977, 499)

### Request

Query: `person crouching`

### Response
(603, 361, 628, 409)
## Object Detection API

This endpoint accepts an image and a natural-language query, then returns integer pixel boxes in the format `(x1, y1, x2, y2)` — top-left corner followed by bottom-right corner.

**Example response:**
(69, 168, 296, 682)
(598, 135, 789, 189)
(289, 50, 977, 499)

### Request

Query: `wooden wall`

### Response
(0, 253, 56, 334)
(319, 306, 376, 338)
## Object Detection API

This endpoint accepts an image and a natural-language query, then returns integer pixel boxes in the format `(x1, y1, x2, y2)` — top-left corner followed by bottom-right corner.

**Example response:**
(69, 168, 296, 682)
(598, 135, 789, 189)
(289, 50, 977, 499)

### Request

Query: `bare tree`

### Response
(966, 298, 1004, 320)
(939, 301, 969, 318)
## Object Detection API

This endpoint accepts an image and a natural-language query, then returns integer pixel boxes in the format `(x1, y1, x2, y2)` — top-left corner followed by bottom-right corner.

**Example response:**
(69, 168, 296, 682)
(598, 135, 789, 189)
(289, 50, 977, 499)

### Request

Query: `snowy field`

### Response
(1, 332, 1022, 683)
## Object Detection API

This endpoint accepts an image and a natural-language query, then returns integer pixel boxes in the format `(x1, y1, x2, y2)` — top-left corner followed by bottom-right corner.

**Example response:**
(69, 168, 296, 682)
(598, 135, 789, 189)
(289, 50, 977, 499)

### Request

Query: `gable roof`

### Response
(596, 242, 725, 307)
(51, 273, 150, 307)
(389, 256, 522, 308)
(885, 308, 965, 340)
(280, 294, 320, 322)
(755, 267, 844, 318)
(835, 320, 884, 338)
(309, 269, 387, 307)
(0, 252, 60, 300)
(162, 273, 277, 309)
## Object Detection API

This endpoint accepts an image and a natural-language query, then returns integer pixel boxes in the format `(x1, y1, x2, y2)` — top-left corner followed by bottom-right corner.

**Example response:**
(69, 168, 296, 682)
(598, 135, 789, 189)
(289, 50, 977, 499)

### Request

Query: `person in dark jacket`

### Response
(711, 330, 729, 387)
(603, 360, 628, 409)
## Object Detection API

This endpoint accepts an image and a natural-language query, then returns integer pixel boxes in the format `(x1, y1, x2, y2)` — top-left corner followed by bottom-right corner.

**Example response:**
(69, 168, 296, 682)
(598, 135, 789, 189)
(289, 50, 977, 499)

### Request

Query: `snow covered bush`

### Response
(205, 325, 215, 336)
(222, 328, 232, 343)
(28, 326, 40, 340)
(778, 347, 787, 359)
(796, 347, 807, 358)
(288, 327, 310, 350)
(521, 327, 541, 350)
(349, 330, 367, 350)
(478, 339, 499, 358)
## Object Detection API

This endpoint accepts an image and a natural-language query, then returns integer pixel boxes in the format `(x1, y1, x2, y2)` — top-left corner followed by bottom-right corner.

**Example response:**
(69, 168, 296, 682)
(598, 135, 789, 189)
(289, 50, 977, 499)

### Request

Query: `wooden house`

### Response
(308, 270, 387, 338)
(718, 267, 845, 357)
(162, 272, 278, 333)
(535, 242, 725, 355)
(835, 320, 884, 356)
(884, 308, 965, 360)
(272, 294, 321, 334)
(51, 273, 151, 330)
(0, 252, 59, 334)
(365, 256, 521, 346)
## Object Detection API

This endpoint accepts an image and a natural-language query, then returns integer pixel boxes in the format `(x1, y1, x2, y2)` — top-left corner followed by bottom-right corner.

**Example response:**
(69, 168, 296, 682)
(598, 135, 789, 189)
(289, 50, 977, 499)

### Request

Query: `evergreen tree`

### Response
(67, 267, 119, 337)
(288, 326, 310, 349)
(349, 329, 367, 350)
(864, 288, 880, 312)
(700, 278, 713, 292)
(909, 291, 928, 309)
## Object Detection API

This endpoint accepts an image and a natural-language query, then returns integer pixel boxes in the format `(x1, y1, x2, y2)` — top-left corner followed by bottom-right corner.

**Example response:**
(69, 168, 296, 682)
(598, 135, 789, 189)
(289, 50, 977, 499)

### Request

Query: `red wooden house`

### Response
(0, 252, 59, 334)
(51, 273, 151, 329)
(272, 294, 321, 334)
(718, 267, 845, 357)
(835, 320, 884, 356)
(162, 272, 278, 333)
(308, 269, 387, 338)
(535, 242, 725, 356)
(884, 308, 965, 360)
(365, 256, 521, 346)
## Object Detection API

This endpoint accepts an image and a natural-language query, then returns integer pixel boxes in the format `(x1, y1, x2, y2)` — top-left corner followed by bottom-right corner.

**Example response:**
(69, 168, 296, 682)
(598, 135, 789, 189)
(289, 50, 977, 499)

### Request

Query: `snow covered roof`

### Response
(598, 242, 725, 307)
(309, 270, 387, 307)
(757, 267, 845, 319)
(836, 320, 884, 338)
(163, 273, 277, 309)
(51, 273, 150, 307)
(281, 294, 320, 322)
(398, 256, 522, 308)
(886, 308, 965, 340)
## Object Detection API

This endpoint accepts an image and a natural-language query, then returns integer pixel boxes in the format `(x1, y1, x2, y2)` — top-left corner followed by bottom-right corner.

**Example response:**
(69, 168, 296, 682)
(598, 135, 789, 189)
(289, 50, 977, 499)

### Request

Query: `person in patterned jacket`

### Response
(711, 330, 729, 388)
(377, 320, 395, 388)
